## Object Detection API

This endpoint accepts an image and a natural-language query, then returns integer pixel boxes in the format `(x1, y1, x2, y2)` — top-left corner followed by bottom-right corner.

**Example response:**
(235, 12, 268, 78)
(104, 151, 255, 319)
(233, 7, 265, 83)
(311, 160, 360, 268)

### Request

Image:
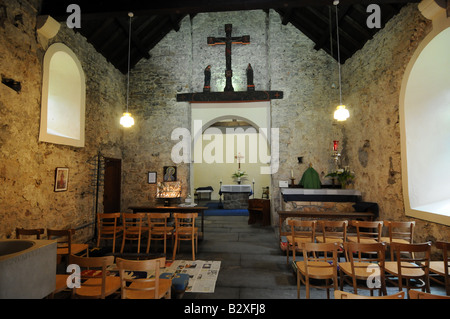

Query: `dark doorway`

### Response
(103, 158, 121, 213)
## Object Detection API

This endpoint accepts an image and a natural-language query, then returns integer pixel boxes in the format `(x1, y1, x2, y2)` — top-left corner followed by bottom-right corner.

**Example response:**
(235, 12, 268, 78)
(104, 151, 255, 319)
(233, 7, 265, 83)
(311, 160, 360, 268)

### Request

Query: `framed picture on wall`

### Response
(54, 167, 69, 192)
(148, 171, 157, 184)
(163, 166, 177, 182)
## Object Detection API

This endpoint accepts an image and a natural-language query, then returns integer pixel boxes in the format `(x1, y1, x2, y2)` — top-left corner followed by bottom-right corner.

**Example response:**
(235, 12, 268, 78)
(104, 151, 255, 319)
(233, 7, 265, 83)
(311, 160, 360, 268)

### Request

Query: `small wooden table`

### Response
(128, 206, 208, 240)
(277, 210, 376, 242)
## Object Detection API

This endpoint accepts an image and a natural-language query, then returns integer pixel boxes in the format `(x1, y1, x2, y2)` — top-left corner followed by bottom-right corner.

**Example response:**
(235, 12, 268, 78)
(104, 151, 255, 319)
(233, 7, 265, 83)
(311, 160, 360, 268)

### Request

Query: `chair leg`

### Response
(297, 269, 301, 299)
(172, 234, 178, 261)
(120, 235, 125, 253)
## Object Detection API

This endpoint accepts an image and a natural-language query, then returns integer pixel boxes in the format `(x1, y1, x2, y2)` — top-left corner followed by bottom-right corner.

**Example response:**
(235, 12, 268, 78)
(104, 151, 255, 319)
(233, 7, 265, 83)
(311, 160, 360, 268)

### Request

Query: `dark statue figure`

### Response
(203, 65, 211, 92)
(246, 63, 254, 91)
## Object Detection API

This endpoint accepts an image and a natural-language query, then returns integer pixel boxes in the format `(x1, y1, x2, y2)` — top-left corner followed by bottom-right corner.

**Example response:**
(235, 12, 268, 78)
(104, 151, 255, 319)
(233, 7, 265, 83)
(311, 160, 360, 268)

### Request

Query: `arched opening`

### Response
(190, 102, 272, 202)
(39, 43, 86, 147)
(400, 26, 450, 225)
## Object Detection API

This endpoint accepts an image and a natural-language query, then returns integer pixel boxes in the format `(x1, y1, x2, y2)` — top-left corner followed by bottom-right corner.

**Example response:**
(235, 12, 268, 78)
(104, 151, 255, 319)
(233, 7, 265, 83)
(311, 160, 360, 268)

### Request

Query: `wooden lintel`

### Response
(176, 91, 283, 103)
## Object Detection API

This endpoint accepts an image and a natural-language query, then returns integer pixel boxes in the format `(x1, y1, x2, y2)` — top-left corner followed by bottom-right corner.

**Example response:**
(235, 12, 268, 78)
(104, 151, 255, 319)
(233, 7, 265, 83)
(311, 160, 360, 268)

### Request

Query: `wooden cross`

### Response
(235, 152, 244, 170)
(207, 24, 250, 92)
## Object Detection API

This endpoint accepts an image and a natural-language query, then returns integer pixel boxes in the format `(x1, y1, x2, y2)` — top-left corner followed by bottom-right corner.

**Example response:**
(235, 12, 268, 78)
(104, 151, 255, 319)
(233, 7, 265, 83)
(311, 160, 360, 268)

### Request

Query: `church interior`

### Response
(0, 0, 449, 302)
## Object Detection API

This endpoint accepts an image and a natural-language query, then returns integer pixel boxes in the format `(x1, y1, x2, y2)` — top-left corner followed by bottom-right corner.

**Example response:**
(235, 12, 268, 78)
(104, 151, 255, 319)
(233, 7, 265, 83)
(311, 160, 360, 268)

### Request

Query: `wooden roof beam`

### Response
(40, 0, 420, 21)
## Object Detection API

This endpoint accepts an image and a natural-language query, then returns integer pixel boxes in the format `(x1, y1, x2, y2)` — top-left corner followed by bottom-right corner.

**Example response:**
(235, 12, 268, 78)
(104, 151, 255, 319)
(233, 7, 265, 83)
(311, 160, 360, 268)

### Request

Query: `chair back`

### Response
(68, 254, 116, 299)
(301, 242, 339, 279)
(149, 213, 171, 232)
(408, 290, 450, 299)
(288, 219, 316, 244)
(351, 220, 383, 243)
(116, 257, 165, 299)
(97, 213, 122, 234)
(344, 241, 386, 272)
(15, 227, 44, 239)
(47, 228, 75, 253)
(335, 290, 405, 299)
(122, 213, 147, 236)
(435, 241, 450, 295)
(319, 220, 347, 243)
(386, 221, 415, 243)
(391, 242, 431, 281)
(174, 213, 197, 233)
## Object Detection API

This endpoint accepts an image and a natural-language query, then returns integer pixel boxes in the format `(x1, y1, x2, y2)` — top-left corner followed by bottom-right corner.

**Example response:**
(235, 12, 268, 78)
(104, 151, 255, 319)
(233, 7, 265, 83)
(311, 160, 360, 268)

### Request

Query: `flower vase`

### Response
(237, 177, 241, 185)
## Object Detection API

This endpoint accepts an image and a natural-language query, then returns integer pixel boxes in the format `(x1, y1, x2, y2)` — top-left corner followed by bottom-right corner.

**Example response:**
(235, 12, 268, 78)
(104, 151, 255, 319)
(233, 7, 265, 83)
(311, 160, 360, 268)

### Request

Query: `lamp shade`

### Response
(334, 105, 349, 121)
(120, 112, 135, 127)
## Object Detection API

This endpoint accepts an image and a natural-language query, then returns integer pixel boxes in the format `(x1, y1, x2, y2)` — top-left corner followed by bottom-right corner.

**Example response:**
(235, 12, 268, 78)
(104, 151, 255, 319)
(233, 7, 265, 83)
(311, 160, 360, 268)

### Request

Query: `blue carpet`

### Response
(204, 202, 249, 216)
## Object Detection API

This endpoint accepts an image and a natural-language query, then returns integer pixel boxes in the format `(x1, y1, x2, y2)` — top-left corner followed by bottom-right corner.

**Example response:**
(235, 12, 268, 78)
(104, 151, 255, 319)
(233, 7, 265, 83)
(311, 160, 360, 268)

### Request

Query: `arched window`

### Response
(400, 26, 450, 225)
(39, 43, 85, 147)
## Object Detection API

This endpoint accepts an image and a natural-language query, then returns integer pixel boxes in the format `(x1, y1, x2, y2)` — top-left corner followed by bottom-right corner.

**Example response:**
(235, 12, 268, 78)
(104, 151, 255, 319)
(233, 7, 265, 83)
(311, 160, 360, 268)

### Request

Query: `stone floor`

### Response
(171, 215, 448, 300)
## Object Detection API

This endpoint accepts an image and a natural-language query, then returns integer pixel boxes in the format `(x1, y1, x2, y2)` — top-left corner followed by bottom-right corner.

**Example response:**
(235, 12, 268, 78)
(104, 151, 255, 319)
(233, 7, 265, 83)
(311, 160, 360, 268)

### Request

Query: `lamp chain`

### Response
(335, 5, 343, 106)
(126, 13, 133, 113)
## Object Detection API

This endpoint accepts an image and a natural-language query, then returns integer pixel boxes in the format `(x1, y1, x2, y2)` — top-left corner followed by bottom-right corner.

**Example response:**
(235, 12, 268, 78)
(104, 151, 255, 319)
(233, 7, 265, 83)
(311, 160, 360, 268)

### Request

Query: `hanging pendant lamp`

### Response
(120, 12, 135, 128)
(333, 1, 350, 121)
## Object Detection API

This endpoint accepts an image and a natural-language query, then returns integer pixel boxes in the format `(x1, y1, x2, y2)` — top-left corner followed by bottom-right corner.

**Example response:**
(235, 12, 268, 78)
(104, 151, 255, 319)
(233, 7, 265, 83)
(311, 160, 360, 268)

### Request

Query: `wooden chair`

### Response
(316, 220, 347, 261)
(172, 213, 198, 261)
(116, 257, 171, 299)
(408, 289, 450, 299)
(429, 241, 450, 296)
(120, 213, 150, 254)
(380, 221, 415, 260)
(47, 228, 89, 264)
(15, 227, 44, 239)
(286, 219, 316, 265)
(384, 242, 431, 295)
(334, 290, 405, 299)
(148, 213, 174, 254)
(340, 242, 387, 296)
(97, 212, 123, 253)
(296, 242, 339, 299)
(347, 220, 383, 244)
(69, 254, 120, 299)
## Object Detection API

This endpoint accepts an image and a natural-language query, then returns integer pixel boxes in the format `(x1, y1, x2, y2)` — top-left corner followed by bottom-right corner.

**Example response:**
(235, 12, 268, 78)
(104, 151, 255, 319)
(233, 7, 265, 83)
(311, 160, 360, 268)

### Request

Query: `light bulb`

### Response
(334, 105, 349, 121)
(120, 112, 135, 127)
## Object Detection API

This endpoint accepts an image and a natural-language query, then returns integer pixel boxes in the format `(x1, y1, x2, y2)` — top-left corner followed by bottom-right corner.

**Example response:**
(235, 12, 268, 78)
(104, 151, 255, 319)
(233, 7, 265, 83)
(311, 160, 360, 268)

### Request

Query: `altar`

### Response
(220, 184, 252, 210)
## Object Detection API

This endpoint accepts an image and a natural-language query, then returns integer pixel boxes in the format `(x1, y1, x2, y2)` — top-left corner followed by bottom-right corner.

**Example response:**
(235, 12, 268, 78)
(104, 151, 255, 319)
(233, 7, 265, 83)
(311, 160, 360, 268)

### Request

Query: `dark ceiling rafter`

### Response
(39, 0, 419, 73)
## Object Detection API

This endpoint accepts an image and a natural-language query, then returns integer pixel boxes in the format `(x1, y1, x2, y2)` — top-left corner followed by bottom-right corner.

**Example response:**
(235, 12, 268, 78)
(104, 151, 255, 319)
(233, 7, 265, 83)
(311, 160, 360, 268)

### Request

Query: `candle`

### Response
(333, 140, 339, 152)
(253, 178, 255, 183)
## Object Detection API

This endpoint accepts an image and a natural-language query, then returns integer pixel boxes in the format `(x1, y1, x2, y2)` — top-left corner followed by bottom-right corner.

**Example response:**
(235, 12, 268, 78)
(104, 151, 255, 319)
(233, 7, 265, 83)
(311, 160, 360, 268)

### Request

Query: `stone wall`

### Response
(122, 10, 340, 219)
(342, 4, 449, 243)
(0, 0, 125, 241)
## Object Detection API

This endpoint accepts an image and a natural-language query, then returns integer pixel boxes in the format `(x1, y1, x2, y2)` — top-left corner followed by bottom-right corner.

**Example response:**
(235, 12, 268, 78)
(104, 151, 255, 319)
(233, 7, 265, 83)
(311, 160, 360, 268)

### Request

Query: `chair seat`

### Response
(125, 278, 172, 299)
(54, 274, 69, 295)
(152, 226, 174, 235)
(316, 237, 343, 244)
(99, 226, 123, 233)
(347, 236, 379, 244)
(57, 243, 89, 255)
(340, 261, 377, 279)
(428, 261, 447, 276)
(74, 276, 121, 298)
(380, 237, 409, 245)
(296, 261, 335, 278)
(385, 261, 425, 277)
(176, 227, 198, 236)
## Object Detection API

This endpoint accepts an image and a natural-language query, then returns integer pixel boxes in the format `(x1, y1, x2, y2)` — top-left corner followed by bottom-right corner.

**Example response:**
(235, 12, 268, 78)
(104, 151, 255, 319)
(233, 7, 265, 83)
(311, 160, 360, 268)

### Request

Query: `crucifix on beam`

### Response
(207, 24, 250, 92)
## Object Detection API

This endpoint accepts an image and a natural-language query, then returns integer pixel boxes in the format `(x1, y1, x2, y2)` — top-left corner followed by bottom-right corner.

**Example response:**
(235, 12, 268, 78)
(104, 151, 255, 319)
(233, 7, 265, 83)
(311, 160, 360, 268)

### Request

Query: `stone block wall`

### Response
(342, 4, 449, 243)
(122, 10, 341, 220)
(0, 1, 125, 241)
